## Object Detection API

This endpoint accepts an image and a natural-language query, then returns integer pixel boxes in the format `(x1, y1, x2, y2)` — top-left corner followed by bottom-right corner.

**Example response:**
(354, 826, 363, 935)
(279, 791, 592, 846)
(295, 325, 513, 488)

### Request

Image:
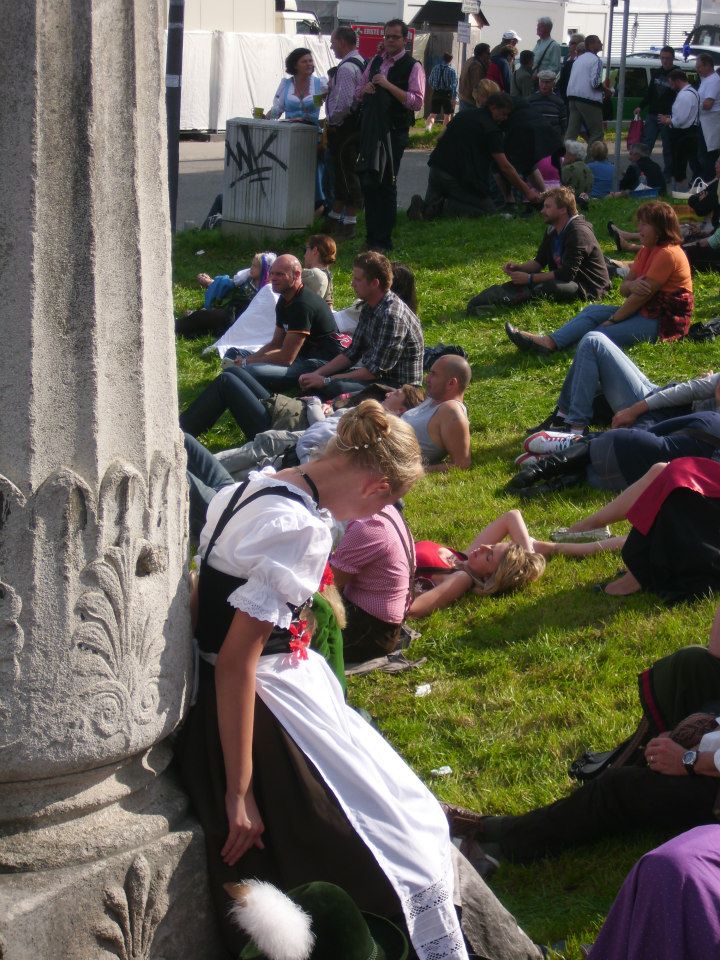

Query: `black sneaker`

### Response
(525, 410, 567, 434)
(407, 194, 425, 221)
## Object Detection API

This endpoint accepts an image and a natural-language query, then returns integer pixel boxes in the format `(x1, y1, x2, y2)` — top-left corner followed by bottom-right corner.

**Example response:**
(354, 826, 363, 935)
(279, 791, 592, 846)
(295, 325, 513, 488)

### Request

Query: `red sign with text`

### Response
(351, 24, 416, 60)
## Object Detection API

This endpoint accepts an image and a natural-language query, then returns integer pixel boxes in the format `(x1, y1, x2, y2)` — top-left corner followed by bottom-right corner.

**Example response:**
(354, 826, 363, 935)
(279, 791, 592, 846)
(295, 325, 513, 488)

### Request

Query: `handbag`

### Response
(688, 177, 718, 216)
(568, 718, 650, 782)
(626, 116, 644, 146)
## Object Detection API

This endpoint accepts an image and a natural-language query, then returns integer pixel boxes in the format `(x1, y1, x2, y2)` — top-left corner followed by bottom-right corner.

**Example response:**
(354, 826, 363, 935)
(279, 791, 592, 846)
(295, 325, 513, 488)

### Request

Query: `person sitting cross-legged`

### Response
(505, 200, 693, 354)
(467, 187, 610, 313)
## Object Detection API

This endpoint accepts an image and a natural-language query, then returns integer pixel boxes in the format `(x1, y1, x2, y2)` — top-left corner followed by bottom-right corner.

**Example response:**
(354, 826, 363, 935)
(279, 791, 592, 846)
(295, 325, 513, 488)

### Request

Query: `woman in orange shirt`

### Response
(506, 201, 694, 355)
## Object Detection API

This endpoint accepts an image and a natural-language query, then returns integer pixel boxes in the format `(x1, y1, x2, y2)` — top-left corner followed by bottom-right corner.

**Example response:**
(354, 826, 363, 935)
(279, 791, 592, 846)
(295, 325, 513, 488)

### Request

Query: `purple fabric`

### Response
(589, 826, 720, 960)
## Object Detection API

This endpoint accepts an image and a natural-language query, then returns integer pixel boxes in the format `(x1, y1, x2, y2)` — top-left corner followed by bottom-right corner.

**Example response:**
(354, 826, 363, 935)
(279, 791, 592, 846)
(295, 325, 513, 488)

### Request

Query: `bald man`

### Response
(238, 254, 342, 392)
(402, 354, 472, 471)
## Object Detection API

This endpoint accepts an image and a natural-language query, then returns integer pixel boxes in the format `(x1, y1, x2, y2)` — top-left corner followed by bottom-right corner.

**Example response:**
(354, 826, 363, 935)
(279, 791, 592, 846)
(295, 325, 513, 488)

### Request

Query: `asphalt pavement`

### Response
(177, 137, 630, 231)
(177, 138, 432, 229)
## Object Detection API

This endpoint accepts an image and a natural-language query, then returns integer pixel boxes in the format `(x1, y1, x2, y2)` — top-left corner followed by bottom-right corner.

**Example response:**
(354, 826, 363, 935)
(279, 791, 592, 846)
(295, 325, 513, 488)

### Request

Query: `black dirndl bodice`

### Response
(195, 479, 317, 658)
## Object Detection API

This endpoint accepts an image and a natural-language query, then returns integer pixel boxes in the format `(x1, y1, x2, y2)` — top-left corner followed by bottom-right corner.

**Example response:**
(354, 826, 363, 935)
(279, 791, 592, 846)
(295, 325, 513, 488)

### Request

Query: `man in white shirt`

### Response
(659, 69, 701, 189)
(566, 34, 605, 145)
(696, 53, 720, 179)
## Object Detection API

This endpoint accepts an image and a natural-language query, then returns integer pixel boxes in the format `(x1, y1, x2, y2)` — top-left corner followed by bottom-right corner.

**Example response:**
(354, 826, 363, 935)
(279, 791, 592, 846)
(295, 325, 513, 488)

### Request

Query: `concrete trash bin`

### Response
(222, 117, 317, 239)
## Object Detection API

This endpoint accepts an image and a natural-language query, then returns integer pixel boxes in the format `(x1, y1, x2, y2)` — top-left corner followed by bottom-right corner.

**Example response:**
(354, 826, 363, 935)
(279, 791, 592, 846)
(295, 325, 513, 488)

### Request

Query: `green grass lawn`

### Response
(174, 198, 720, 957)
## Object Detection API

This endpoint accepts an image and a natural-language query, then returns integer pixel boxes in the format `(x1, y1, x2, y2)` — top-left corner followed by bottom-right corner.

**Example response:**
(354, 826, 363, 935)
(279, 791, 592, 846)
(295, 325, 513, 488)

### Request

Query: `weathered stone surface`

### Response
(0, 803, 226, 959)
(0, 0, 220, 954)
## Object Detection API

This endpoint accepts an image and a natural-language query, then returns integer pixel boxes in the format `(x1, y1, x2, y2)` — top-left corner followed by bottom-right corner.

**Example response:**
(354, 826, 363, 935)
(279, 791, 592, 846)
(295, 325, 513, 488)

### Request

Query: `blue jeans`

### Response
(183, 433, 234, 538)
(642, 113, 674, 179)
(180, 366, 275, 439)
(557, 332, 658, 426)
(550, 304, 659, 351)
(244, 357, 325, 393)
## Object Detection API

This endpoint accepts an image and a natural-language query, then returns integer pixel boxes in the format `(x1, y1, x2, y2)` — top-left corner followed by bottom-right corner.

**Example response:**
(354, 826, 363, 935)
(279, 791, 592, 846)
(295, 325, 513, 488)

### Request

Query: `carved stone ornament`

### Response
(94, 854, 171, 960)
(0, 446, 191, 780)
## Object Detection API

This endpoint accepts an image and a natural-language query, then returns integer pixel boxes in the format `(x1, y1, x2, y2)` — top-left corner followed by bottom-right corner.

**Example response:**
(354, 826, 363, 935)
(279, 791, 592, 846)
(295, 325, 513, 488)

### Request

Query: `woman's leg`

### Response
(568, 461, 669, 532)
(176, 307, 232, 339)
(179, 368, 274, 439)
(597, 315, 659, 348)
(684, 244, 720, 272)
(562, 332, 657, 427)
(549, 304, 618, 351)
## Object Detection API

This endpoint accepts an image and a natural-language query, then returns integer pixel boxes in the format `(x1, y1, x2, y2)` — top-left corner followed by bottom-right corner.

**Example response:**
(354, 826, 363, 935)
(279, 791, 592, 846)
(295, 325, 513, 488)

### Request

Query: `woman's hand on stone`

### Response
(222, 789, 265, 866)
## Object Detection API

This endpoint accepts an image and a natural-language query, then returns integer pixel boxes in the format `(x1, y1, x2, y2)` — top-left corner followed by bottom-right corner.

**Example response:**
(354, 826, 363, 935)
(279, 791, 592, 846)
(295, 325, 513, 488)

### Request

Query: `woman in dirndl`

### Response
(176, 398, 543, 960)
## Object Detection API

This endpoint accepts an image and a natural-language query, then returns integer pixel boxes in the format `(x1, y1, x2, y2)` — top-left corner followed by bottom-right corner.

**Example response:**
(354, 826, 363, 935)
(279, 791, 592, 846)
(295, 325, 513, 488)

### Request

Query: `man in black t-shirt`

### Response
(406, 93, 540, 220)
(239, 254, 341, 393)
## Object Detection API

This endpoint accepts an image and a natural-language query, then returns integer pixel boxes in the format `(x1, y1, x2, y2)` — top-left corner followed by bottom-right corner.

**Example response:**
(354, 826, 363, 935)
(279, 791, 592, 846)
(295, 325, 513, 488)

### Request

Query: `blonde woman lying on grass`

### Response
(408, 509, 625, 617)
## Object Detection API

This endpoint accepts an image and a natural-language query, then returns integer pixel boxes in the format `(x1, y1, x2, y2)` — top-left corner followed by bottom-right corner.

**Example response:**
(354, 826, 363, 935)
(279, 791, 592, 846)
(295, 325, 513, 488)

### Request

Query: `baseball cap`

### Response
(502, 30, 521, 41)
(538, 69, 557, 80)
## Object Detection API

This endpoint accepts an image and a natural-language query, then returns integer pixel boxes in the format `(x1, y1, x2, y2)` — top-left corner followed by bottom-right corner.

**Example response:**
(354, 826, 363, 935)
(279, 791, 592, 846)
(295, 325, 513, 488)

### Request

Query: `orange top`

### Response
(632, 244, 692, 314)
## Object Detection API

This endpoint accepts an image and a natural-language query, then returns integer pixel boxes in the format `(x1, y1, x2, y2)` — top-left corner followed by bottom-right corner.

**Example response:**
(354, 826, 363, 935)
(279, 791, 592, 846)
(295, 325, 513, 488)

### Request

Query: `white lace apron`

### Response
(255, 649, 469, 960)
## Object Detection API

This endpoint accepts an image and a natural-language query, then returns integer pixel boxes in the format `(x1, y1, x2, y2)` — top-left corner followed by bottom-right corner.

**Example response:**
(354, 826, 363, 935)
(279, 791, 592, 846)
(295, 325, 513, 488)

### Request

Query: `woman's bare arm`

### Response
(216, 609, 272, 866)
(708, 604, 720, 659)
(408, 570, 474, 618)
(531, 535, 626, 557)
(465, 509, 533, 552)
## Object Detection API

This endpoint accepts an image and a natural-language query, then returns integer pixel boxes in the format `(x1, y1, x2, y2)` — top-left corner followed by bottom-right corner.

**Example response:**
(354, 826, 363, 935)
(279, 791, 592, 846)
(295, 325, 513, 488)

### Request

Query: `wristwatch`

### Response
(682, 749, 699, 775)
(323, 376, 333, 386)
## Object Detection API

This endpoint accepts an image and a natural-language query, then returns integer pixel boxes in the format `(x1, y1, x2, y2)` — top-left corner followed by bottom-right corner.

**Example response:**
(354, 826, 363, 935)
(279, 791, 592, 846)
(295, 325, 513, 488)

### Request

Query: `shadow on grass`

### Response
(448, 584, 650, 662)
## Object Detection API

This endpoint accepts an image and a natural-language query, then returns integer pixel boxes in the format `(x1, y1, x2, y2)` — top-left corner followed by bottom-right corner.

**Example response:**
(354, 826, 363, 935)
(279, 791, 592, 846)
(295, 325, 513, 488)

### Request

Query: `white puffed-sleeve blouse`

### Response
(198, 471, 332, 629)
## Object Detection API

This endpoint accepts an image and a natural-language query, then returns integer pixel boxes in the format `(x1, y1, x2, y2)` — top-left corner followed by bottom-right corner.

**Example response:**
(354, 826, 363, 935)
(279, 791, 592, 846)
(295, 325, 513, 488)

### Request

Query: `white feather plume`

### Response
(226, 880, 315, 960)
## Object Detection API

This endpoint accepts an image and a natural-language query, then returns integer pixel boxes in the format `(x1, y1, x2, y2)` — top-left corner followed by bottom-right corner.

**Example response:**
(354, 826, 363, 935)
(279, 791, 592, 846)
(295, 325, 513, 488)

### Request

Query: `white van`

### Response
(607, 52, 699, 118)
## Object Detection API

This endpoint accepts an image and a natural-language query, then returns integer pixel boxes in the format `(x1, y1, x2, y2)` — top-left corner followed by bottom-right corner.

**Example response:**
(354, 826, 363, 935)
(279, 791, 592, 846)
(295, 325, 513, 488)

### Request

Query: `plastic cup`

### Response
(313, 93, 324, 107)
(253, 107, 265, 119)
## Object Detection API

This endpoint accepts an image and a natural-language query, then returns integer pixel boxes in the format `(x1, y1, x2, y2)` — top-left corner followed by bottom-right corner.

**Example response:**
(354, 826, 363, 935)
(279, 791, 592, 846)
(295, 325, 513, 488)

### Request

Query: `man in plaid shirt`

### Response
(298, 252, 423, 398)
(425, 53, 458, 131)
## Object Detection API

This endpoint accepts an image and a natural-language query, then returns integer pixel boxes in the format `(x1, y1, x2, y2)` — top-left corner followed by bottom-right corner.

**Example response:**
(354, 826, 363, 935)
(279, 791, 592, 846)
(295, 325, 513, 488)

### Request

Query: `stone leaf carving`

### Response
(0, 581, 24, 750)
(70, 535, 167, 750)
(95, 854, 171, 960)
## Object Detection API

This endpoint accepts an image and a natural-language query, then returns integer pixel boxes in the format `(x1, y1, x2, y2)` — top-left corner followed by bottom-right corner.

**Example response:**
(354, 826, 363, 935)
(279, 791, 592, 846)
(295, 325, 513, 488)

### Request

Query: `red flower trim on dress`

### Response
(288, 619, 311, 662)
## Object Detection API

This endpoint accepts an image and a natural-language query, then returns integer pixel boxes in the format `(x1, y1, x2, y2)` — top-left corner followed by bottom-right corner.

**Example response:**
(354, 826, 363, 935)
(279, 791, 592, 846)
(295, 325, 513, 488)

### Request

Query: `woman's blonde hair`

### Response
(472, 78, 500, 103)
(471, 543, 546, 597)
(588, 139, 608, 162)
(325, 399, 424, 492)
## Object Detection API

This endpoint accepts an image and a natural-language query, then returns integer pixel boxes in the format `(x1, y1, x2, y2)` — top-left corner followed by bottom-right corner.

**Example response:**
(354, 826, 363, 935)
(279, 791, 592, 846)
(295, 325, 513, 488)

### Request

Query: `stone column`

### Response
(0, 2, 221, 956)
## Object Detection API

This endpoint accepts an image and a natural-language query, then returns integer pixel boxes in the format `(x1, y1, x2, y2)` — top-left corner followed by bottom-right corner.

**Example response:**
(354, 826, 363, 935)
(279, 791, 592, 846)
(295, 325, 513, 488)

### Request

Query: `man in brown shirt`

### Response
(458, 43, 490, 111)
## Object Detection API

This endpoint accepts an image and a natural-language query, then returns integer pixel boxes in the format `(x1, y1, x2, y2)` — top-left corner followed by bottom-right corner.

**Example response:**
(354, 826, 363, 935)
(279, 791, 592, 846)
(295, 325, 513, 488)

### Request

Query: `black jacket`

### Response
(639, 67, 677, 115)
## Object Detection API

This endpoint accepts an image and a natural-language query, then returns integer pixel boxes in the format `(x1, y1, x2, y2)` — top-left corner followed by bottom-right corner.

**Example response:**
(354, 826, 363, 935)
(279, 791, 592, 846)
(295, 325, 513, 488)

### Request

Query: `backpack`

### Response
(687, 318, 720, 342)
(423, 343, 468, 371)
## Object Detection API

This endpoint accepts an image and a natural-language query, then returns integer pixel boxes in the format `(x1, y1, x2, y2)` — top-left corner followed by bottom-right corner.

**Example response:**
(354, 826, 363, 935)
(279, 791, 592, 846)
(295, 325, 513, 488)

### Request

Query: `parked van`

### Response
(606, 53, 699, 119)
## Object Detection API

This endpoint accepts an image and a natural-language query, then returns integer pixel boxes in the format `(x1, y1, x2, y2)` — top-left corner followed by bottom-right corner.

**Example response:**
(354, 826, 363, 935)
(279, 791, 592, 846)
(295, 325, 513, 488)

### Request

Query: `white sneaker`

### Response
(514, 452, 542, 467)
(524, 430, 581, 455)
